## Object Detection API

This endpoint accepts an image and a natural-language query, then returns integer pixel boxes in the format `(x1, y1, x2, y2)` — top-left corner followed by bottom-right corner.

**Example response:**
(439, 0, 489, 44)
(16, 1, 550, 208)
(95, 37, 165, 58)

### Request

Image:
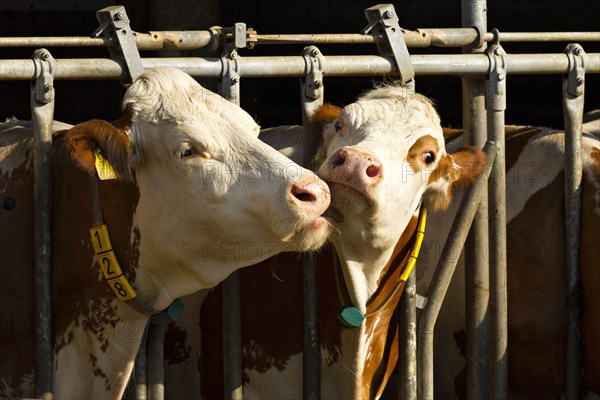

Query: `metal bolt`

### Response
(44, 83, 53, 92)
(384, 10, 394, 18)
(231, 76, 239, 84)
(311, 49, 319, 57)
(114, 12, 124, 21)
(42, 52, 50, 60)
(574, 47, 581, 55)
(314, 80, 323, 88)
(577, 77, 584, 86)
(498, 73, 506, 80)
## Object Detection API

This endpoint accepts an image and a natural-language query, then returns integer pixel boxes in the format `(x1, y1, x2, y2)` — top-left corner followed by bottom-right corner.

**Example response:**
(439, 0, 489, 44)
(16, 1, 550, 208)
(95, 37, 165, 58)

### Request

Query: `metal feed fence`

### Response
(0, 2, 598, 400)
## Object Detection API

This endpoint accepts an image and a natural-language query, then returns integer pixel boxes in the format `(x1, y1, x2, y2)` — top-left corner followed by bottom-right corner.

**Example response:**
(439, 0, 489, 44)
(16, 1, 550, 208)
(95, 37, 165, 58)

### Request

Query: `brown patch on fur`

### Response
(63, 119, 132, 180)
(442, 127, 463, 143)
(164, 322, 191, 365)
(1, 122, 141, 396)
(407, 135, 440, 174)
(450, 146, 486, 187)
(364, 215, 419, 400)
(312, 103, 341, 125)
(310, 104, 342, 168)
(590, 147, 600, 176)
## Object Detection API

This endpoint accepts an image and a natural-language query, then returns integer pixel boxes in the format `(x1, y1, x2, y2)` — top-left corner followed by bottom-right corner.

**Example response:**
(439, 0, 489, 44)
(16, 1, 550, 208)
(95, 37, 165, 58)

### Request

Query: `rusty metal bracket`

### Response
(362, 4, 414, 84)
(219, 23, 246, 105)
(486, 35, 507, 111)
(93, 6, 144, 83)
(32, 49, 55, 104)
(565, 43, 587, 97)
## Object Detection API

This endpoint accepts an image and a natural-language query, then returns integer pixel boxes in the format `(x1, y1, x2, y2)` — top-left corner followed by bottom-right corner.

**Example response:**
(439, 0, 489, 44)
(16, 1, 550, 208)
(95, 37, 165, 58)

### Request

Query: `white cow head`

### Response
(64, 67, 332, 308)
(314, 85, 485, 312)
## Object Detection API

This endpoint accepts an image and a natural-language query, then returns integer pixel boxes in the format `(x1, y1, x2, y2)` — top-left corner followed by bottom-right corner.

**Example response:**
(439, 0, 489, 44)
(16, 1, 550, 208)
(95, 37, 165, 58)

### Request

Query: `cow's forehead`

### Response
(341, 92, 444, 151)
(124, 67, 260, 137)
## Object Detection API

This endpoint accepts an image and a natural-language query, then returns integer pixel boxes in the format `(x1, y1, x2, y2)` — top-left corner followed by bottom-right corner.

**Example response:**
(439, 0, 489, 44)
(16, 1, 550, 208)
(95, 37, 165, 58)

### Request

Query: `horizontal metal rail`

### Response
(0, 31, 215, 50)
(256, 30, 600, 47)
(2, 29, 598, 50)
(1, 53, 600, 81)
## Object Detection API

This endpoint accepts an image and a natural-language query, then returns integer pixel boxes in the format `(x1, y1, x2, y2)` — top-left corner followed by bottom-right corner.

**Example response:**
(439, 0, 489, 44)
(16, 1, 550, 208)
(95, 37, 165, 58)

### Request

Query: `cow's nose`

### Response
(329, 148, 383, 186)
(289, 175, 331, 217)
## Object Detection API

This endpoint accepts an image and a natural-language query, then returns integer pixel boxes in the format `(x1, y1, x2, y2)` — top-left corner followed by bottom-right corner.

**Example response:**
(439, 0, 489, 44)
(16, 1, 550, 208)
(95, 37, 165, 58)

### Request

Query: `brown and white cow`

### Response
(163, 85, 485, 399)
(0, 67, 333, 399)
(417, 125, 600, 399)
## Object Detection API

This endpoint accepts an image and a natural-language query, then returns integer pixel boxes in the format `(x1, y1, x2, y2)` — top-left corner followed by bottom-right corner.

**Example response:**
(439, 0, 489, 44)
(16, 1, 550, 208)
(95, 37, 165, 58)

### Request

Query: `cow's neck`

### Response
(331, 210, 421, 400)
(332, 206, 421, 315)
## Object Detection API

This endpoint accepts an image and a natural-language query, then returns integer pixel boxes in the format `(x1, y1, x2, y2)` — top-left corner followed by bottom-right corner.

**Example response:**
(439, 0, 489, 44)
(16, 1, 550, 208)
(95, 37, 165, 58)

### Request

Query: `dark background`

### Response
(1, 0, 599, 130)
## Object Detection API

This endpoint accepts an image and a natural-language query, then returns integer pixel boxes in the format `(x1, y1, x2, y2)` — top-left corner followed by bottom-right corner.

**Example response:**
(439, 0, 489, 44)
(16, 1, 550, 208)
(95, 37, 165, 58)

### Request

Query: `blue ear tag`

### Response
(150, 298, 185, 325)
(338, 306, 365, 328)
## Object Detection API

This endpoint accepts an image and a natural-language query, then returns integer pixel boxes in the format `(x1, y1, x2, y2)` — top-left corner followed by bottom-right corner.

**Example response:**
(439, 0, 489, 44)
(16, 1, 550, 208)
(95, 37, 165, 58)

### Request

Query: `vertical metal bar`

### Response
(562, 43, 586, 400)
(147, 322, 168, 400)
(220, 44, 243, 400)
(461, 1, 490, 399)
(398, 269, 417, 400)
(300, 45, 324, 400)
(418, 143, 499, 400)
(222, 273, 243, 400)
(486, 40, 508, 400)
(133, 326, 148, 400)
(31, 48, 55, 400)
(302, 253, 321, 400)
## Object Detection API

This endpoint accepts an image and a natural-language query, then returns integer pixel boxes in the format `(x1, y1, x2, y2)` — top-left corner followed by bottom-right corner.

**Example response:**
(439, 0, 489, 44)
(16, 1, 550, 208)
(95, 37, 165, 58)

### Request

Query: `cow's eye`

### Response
(179, 146, 196, 158)
(334, 121, 343, 132)
(423, 151, 436, 164)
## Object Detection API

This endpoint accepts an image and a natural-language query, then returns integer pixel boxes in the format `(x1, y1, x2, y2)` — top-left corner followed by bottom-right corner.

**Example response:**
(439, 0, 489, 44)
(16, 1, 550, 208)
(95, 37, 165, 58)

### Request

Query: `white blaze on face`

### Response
(317, 87, 447, 312)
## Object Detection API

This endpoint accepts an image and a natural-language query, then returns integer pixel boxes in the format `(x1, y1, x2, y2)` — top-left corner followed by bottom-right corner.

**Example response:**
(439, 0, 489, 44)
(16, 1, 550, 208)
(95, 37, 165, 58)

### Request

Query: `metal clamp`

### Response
(301, 46, 325, 109)
(486, 34, 507, 112)
(32, 49, 55, 104)
(219, 23, 246, 105)
(300, 46, 326, 168)
(93, 6, 144, 83)
(565, 43, 587, 97)
(362, 4, 414, 84)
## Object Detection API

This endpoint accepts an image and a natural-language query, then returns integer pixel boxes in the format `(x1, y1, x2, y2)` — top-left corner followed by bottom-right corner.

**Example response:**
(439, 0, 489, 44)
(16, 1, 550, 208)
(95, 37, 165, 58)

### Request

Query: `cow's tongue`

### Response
(322, 206, 344, 223)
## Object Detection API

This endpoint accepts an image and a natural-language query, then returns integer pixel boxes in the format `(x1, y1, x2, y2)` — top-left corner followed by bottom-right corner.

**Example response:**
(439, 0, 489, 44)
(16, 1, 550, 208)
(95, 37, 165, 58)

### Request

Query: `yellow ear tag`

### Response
(94, 148, 117, 180)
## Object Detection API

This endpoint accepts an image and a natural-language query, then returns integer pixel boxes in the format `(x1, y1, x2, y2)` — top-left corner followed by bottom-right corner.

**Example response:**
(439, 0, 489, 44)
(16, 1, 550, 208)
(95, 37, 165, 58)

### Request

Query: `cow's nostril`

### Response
(291, 185, 317, 203)
(366, 164, 381, 178)
(331, 151, 346, 167)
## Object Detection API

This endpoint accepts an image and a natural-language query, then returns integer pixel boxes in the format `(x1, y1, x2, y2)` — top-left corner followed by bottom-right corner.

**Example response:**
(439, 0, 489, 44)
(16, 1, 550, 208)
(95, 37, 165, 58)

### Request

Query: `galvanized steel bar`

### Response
(222, 273, 243, 400)
(485, 31, 600, 43)
(0, 31, 215, 50)
(220, 33, 245, 400)
(2, 29, 598, 50)
(147, 322, 168, 400)
(399, 269, 417, 400)
(1, 54, 600, 81)
(31, 48, 55, 400)
(133, 326, 148, 400)
(302, 253, 321, 400)
(300, 45, 324, 400)
(462, 1, 490, 398)
(417, 142, 499, 400)
(486, 40, 508, 400)
(562, 43, 586, 400)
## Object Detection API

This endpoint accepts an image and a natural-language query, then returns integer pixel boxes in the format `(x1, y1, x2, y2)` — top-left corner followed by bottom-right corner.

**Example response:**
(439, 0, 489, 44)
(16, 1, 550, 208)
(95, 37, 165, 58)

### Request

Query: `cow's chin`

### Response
(284, 216, 332, 251)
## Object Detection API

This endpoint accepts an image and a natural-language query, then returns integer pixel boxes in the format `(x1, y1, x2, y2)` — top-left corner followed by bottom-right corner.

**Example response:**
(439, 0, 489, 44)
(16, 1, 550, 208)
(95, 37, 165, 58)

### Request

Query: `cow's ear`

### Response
(63, 119, 133, 181)
(310, 103, 341, 167)
(424, 146, 486, 211)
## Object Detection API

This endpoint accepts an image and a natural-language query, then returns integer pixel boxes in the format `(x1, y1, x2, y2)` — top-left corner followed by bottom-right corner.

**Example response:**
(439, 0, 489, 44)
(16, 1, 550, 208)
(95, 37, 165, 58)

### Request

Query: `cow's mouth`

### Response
(321, 206, 344, 223)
